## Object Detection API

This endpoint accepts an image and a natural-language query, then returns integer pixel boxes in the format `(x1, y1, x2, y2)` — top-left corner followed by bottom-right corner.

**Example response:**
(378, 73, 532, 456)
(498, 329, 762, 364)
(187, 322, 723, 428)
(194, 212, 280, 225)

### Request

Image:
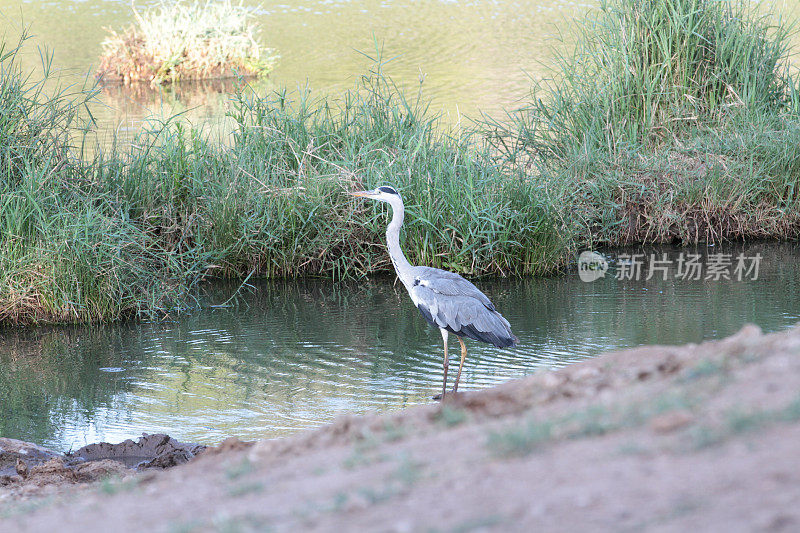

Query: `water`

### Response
(3, 0, 797, 136)
(1, 243, 798, 451)
(0, 0, 591, 134)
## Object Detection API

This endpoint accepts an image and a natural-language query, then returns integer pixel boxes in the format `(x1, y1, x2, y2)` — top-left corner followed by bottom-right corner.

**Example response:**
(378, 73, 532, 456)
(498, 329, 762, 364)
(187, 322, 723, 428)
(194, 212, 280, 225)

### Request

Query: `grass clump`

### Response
(97, 0, 277, 85)
(487, 418, 554, 457)
(494, 0, 797, 159)
(1, 36, 206, 325)
(436, 406, 469, 427)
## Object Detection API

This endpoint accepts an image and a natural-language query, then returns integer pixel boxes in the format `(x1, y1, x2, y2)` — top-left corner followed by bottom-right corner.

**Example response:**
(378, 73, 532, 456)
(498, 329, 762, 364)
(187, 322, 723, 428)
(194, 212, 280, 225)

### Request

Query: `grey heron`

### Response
(351, 185, 518, 400)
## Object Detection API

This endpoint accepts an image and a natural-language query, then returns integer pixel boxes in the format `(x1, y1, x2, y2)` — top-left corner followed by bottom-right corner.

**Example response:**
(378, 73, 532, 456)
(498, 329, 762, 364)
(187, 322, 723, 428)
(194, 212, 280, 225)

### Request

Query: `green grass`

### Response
(436, 406, 469, 427)
(227, 481, 266, 497)
(4, 0, 800, 325)
(487, 418, 555, 457)
(1, 35, 566, 325)
(686, 393, 800, 450)
(488, 391, 695, 457)
(484, 0, 800, 246)
(97, 475, 139, 495)
(225, 458, 255, 480)
(681, 359, 727, 382)
(0, 36, 207, 324)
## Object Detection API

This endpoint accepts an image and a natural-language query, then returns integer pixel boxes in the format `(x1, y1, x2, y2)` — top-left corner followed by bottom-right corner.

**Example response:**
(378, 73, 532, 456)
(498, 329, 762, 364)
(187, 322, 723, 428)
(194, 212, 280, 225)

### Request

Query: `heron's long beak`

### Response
(349, 190, 374, 198)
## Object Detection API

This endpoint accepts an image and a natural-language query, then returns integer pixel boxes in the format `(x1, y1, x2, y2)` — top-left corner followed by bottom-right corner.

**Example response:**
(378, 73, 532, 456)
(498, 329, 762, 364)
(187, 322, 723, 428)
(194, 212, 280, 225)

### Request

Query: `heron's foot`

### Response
(432, 389, 463, 401)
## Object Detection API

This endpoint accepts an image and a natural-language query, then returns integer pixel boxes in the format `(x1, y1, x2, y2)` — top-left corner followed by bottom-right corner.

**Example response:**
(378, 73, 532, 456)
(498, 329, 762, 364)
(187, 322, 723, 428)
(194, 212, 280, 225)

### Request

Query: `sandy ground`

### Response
(1, 323, 800, 532)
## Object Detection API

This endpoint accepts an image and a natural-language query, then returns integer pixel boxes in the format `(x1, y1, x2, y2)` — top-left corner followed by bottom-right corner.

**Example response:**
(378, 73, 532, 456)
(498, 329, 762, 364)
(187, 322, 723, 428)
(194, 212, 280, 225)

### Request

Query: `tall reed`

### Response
(490, 0, 797, 163)
(484, 0, 800, 246)
(0, 36, 206, 325)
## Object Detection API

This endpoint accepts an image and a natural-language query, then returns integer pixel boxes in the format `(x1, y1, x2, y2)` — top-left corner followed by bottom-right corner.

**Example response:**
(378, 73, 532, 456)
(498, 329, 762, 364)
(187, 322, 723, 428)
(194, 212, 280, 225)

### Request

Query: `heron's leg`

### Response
(453, 337, 468, 393)
(440, 328, 449, 400)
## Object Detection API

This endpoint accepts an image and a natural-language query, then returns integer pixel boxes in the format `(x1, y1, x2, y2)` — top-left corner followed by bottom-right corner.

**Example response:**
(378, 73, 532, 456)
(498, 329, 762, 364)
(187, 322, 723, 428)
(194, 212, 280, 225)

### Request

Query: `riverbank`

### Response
(1, 324, 798, 531)
(3, 0, 800, 325)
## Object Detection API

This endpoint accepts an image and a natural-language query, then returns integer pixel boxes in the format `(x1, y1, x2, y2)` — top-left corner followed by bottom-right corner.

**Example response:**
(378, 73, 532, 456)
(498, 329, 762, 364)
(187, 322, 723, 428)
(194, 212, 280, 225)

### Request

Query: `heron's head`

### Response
(349, 185, 401, 203)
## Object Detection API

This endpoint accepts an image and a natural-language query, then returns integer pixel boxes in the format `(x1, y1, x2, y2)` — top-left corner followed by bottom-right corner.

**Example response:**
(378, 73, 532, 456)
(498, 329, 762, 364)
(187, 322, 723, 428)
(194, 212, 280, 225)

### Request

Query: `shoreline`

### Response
(2, 323, 799, 530)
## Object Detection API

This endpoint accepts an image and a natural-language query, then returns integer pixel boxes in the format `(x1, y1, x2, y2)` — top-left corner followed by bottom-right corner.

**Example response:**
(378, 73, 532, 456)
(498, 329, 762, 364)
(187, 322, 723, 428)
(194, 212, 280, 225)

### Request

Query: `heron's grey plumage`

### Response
(409, 268, 516, 348)
(351, 185, 517, 397)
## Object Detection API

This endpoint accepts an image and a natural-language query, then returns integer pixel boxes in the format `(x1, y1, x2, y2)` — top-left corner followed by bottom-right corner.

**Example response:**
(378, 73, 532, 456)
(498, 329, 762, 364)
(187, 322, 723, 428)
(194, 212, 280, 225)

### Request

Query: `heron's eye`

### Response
(377, 186, 398, 195)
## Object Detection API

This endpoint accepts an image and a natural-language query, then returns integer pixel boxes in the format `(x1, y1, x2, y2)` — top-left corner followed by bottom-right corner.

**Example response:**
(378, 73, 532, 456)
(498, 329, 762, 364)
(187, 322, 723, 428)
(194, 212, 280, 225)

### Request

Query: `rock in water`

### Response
(0, 437, 60, 477)
(65, 433, 207, 470)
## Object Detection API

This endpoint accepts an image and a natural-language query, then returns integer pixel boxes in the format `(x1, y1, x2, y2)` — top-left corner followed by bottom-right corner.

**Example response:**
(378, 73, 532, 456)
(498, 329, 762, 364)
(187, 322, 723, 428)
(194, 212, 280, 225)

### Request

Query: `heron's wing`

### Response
(411, 266, 495, 310)
(408, 267, 516, 348)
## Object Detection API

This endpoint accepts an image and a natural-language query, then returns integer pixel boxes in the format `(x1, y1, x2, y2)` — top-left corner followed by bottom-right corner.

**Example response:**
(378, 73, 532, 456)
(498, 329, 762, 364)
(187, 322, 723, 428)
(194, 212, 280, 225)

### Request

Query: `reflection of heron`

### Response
(351, 186, 518, 399)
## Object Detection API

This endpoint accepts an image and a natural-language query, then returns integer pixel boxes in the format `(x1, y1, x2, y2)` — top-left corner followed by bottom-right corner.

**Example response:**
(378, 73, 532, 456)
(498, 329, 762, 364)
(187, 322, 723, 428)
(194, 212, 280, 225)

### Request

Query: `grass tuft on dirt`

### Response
(97, 0, 278, 85)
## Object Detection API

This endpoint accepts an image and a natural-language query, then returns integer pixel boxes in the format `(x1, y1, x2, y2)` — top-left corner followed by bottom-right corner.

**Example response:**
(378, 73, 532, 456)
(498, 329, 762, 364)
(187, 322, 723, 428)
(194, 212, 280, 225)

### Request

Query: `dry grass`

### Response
(97, 0, 277, 85)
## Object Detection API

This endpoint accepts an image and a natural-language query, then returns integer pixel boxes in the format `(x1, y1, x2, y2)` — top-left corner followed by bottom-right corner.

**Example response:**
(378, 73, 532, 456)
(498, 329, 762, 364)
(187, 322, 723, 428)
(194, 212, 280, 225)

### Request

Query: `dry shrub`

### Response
(97, 0, 277, 85)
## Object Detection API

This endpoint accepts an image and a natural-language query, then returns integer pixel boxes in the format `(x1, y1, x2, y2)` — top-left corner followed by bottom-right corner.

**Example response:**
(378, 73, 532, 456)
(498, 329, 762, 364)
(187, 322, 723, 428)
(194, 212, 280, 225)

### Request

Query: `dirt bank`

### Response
(2, 323, 799, 532)
(0, 434, 206, 500)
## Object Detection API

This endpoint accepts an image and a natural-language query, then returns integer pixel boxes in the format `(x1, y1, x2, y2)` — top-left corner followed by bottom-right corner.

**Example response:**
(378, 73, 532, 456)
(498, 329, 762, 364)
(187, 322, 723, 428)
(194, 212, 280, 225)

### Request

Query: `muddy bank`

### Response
(2, 324, 799, 531)
(0, 434, 205, 500)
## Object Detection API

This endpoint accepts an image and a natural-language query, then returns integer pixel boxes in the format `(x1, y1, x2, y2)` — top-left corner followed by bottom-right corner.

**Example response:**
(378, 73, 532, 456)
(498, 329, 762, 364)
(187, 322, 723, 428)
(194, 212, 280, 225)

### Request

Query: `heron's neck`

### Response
(386, 199, 415, 287)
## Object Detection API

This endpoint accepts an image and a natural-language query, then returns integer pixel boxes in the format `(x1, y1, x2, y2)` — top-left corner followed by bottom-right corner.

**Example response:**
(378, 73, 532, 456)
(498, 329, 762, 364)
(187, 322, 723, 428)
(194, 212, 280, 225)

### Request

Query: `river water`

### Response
(1, 243, 798, 451)
(0, 0, 590, 134)
(2, 0, 799, 135)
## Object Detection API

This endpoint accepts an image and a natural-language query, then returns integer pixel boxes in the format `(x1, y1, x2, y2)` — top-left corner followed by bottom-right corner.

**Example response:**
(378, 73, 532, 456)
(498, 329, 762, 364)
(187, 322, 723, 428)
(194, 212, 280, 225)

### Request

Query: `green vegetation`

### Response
(435, 406, 469, 427)
(488, 391, 695, 457)
(227, 481, 266, 497)
(485, 0, 800, 245)
(3, 0, 800, 325)
(688, 394, 800, 449)
(98, 0, 277, 85)
(98, 476, 140, 495)
(0, 39, 204, 324)
(1, 34, 562, 325)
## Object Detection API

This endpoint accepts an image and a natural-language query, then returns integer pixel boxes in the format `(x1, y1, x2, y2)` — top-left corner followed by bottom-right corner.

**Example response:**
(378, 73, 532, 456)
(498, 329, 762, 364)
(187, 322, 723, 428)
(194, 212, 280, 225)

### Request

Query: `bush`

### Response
(97, 0, 278, 85)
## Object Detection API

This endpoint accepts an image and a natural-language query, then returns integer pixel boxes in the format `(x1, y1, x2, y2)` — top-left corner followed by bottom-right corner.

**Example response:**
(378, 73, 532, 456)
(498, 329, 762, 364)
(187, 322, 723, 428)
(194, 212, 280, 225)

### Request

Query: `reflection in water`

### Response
(3, 0, 800, 137)
(0, 0, 590, 133)
(97, 77, 276, 143)
(1, 243, 799, 451)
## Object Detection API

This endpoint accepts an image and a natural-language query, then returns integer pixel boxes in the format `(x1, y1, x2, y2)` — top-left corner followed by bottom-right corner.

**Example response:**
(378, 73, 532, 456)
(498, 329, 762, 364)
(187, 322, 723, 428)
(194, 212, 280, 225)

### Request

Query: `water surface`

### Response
(4, 0, 798, 136)
(1, 243, 798, 451)
(0, 0, 592, 132)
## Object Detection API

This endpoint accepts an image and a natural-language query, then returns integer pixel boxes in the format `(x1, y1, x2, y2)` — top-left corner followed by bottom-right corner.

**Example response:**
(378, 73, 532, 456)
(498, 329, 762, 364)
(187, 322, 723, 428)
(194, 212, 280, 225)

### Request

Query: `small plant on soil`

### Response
(97, 0, 278, 85)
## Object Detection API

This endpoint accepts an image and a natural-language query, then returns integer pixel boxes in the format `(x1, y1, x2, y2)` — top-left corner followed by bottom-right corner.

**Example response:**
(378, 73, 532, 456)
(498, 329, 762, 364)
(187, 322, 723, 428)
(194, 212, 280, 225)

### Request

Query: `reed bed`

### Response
(485, 0, 800, 246)
(1, 39, 565, 325)
(1, 38, 206, 324)
(3, 0, 800, 325)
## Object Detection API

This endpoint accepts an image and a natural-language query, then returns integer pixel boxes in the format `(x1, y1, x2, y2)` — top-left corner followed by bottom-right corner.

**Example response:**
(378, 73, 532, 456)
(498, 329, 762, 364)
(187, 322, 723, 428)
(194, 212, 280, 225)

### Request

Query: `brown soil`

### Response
(2, 324, 799, 532)
(0, 434, 205, 501)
